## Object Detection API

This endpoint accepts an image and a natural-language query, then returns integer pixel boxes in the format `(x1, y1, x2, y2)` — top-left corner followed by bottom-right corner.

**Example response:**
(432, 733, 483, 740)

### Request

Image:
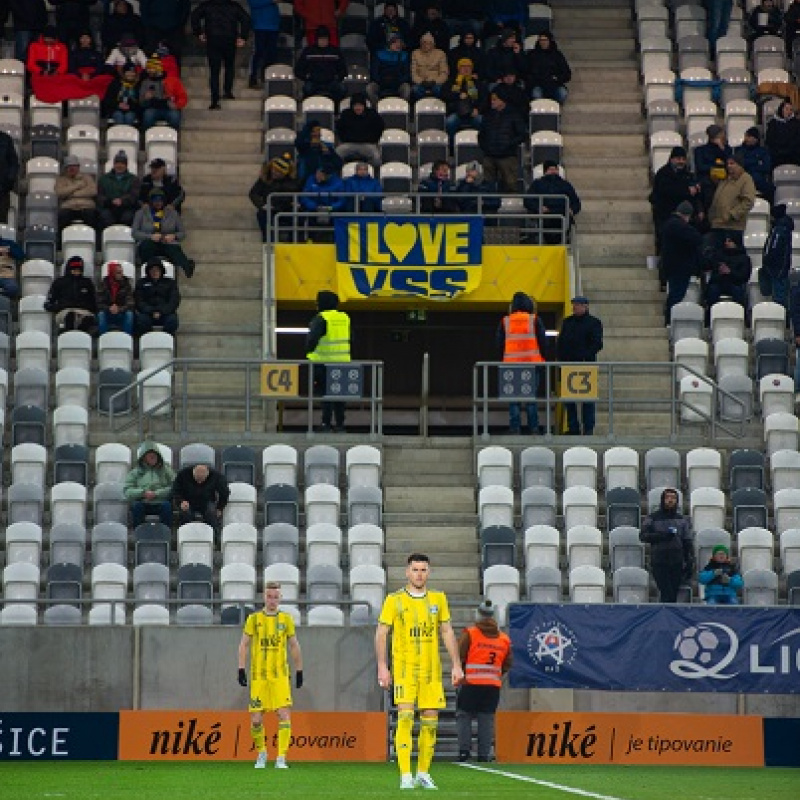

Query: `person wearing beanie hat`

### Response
(455, 160, 501, 214)
(748, 0, 782, 39)
(43, 254, 98, 333)
(694, 124, 733, 208)
(133, 255, 180, 335)
(527, 31, 571, 105)
(497, 291, 547, 434)
(699, 542, 743, 604)
(97, 147, 141, 228)
(707, 153, 756, 249)
(367, 0, 412, 54)
(102, 58, 142, 124)
(485, 26, 524, 83)
(443, 55, 486, 145)
(704, 229, 752, 313)
(410, 29, 448, 102)
(524, 160, 581, 244)
(139, 158, 186, 212)
(306, 289, 350, 431)
(249, 152, 299, 242)
(132, 186, 196, 278)
(55, 153, 99, 233)
(335, 92, 385, 167)
(455, 599, 512, 762)
(96, 260, 135, 335)
(137, 49, 188, 128)
(419, 160, 460, 214)
(478, 83, 527, 193)
(295, 21, 348, 104)
(640, 489, 695, 603)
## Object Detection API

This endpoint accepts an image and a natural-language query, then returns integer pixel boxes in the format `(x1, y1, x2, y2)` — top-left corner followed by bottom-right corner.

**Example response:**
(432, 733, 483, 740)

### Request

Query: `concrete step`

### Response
(578, 232, 654, 260)
(384, 551, 478, 569)
(180, 129, 263, 148)
(565, 135, 647, 157)
(182, 207, 260, 231)
(384, 486, 474, 513)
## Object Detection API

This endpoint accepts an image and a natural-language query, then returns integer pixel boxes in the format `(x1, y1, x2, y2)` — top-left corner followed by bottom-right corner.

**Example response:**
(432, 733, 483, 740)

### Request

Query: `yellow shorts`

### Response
(249, 678, 293, 713)
(393, 678, 445, 710)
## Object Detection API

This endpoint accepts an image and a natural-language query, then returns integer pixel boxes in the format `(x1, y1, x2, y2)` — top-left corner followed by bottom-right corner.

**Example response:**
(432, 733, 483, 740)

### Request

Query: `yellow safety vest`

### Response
(307, 309, 351, 362)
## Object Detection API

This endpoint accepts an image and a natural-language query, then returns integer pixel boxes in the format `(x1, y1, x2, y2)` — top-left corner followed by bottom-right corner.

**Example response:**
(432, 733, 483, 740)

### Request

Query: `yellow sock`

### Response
(396, 710, 414, 775)
(417, 716, 438, 774)
(278, 720, 291, 757)
(251, 723, 265, 753)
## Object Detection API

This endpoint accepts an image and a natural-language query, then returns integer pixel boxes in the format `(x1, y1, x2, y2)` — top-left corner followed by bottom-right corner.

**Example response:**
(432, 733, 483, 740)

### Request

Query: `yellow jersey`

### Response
(243, 610, 295, 681)
(379, 588, 451, 682)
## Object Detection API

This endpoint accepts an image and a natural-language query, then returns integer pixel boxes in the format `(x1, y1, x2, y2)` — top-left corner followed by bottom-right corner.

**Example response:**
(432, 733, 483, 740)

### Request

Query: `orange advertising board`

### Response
(496, 712, 764, 767)
(119, 711, 386, 762)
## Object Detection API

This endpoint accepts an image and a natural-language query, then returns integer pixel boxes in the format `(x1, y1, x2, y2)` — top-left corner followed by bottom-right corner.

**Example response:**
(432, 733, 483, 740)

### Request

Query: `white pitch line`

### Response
(458, 763, 631, 800)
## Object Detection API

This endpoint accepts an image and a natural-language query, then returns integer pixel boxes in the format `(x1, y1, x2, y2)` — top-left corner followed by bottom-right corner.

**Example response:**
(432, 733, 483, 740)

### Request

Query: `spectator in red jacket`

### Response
(26, 27, 69, 76)
(294, 0, 349, 46)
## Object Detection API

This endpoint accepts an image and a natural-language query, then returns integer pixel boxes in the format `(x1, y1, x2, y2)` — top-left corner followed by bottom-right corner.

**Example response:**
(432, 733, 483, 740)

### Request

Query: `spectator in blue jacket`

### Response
(295, 119, 343, 183)
(247, 0, 280, 88)
(699, 545, 743, 604)
(300, 166, 347, 212)
(0, 235, 25, 298)
(343, 162, 383, 212)
(367, 34, 411, 107)
(734, 127, 774, 205)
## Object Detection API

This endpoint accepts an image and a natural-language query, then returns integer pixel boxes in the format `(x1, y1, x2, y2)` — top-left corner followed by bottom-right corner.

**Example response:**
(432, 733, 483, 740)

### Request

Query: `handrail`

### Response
(420, 352, 429, 437)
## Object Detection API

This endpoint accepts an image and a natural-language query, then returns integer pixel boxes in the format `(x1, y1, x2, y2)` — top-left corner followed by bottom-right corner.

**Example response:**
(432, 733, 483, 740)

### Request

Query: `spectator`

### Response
(102, 62, 141, 125)
(247, 0, 281, 88)
(494, 69, 528, 121)
(138, 54, 188, 129)
(9, 0, 49, 62)
(478, 86, 526, 193)
(101, 0, 144, 56)
(419, 160, 460, 213)
(343, 161, 383, 212)
(484, 28, 525, 86)
(448, 32, 484, 80)
(411, 32, 449, 102)
(367, 1, 411, 54)
(524, 160, 580, 244)
(786, 0, 800, 56)
(295, 119, 343, 183)
(443, 58, 486, 145)
(295, 25, 347, 103)
(706, 0, 733, 55)
(734, 127, 774, 205)
(0, 235, 24, 298)
(456, 161, 500, 214)
(124, 440, 175, 528)
(704, 234, 751, 312)
(694, 124, 733, 209)
(699, 545, 743, 604)
(138, 158, 186, 212)
(410, 2, 450, 51)
(790, 273, 800, 393)
(526, 32, 571, 105)
(649, 146, 703, 257)
(134, 257, 180, 334)
(249, 152, 299, 241)
(335, 93, 384, 168)
(105, 32, 148, 74)
(367, 34, 412, 107)
(140, 0, 193, 61)
(97, 151, 141, 228)
(26, 27, 69, 76)
(44, 255, 98, 333)
(132, 188, 195, 278)
(765, 100, 800, 168)
(748, 0, 782, 39)
(55, 155, 99, 232)
(69, 29, 105, 79)
(294, 0, 349, 46)
(661, 201, 704, 324)
(299, 166, 347, 213)
(759, 205, 794, 308)
(442, 0, 485, 40)
(708, 154, 756, 248)
(96, 260, 135, 335)
(497, 291, 547, 434)
(50, 0, 98, 50)
(0, 128, 19, 225)
(173, 463, 230, 528)
(191, 0, 252, 111)
(640, 488, 694, 603)
(556, 295, 603, 436)
(306, 289, 351, 432)
(455, 599, 512, 763)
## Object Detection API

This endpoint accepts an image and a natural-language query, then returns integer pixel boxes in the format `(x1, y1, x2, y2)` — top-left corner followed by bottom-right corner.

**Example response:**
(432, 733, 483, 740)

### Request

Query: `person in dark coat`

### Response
(455, 161, 500, 214)
(50, 0, 98, 49)
(409, 2, 450, 51)
(694, 124, 733, 210)
(0, 129, 19, 225)
(343, 161, 383, 213)
(447, 31, 484, 80)
(789, 275, 800, 392)
(704, 234, 752, 311)
(419, 160, 460, 213)
(478, 85, 527, 193)
(367, 34, 412, 106)
(734, 127, 774, 204)
(526, 32, 571, 104)
(102, 0, 144, 55)
(69, 29, 106, 78)
(524, 160, 581, 244)
(484, 27, 525, 85)
(102, 60, 141, 124)
(295, 26, 347, 102)
(335, 92, 385, 167)
(140, 0, 193, 61)
(0, 235, 25, 298)
(249, 152, 299, 241)
(9, 0, 49, 61)
(759, 206, 794, 308)
(44, 255, 98, 333)
(640, 488, 694, 603)
(492, 69, 528, 121)
(134, 257, 180, 334)
(748, 0, 782, 40)
(765, 100, 800, 168)
(366, 0, 411, 54)
(786, 0, 800, 55)
(173, 463, 230, 528)
(661, 201, 704, 324)
(138, 158, 186, 212)
(295, 119, 343, 183)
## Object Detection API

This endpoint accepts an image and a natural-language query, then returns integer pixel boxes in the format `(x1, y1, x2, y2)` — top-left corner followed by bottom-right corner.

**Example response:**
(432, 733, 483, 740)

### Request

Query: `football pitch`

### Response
(1, 762, 797, 799)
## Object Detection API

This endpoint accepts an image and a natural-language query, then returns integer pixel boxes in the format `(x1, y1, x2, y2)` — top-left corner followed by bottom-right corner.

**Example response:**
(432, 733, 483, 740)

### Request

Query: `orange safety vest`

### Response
(464, 627, 511, 687)
(502, 312, 545, 363)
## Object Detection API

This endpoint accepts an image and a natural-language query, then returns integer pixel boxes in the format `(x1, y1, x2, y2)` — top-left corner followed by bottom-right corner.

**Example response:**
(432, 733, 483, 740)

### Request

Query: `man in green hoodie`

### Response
(123, 440, 175, 527)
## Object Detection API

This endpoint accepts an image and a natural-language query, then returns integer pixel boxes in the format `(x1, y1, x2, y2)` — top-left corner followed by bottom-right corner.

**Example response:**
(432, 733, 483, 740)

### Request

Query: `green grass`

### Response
(0, 762, 798, 800)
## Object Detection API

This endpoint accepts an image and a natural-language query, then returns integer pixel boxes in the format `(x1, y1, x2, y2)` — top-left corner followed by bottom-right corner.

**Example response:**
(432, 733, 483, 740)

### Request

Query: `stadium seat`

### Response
(780, 530, 800, 575)
(347, 485, 382, 527)
(759, 374, 794, 418)
(521, 486, 557, 529)
(44, 605, 82, 625)
(669, 301, 704, 343)
(772, 449, 800, 494)
(306, 522, 342, 569)
(50, 482, 87, 526)
(606, 487, 642, 531)
(345, 445, 381, 489)
(307, 605, 345, 626)
(4, 522, 43, 566)
(603, 447, 639, 492)
(478, 485, 514, 530)
(94, 443, 132, 485)
(644, 447, 681, 492)
(731, 488, 768, 533)
(11, 443, 47, 486)
(262, 522, 300, 566)
(520, 446, 556, 489)
(55, 367, 91, 411)
(481, 525, 516, 569)
(774, 488, 800, 536)
(680, 374, 713, 422)
(15, 330, 51, 373)
(524, 525, 560, 571)
(347, 523, 384, 568)
(91, 562, 129, 611)
(566, 526, 603, 570)
(222, 483, 258, 527)
(525, 565, 562, 603)
(178, 523, 215, 568)
(46, 562, 83, 606)
(562, 446, 598, 489)
(755, 339, 790, 381)
(742, 568, 779, 606)
(477, 446, 514, 490)
(568, 564, 606, 603)
(7, 482, 44, 525)
(264, 563, 300, 603)
(177, 563, 213, 606)
(304, 444, 340, 487)
(14, 367, 49, 410)
(1, 605, 38, 625)
(608, 526, 645, 571)
(305, 484, 341, 527)
(307, 564, 343, 604)
(133, 562, 170, 607)
(349, 564, 386, 619)
(221, 445, 258, 485)
(220, 563, 257, 609)
(56, 330, 92, 372)
(263, 444, 298, 487)
(482, 564, 519, 625)
(221, 523, 258, 567)
(176, 605, 214, 625)
(92, 482, 128, 526)
(690, 487, 726, 532)
(11, 405, 46, 446)
(613, 566, 650, 604)
(133, 605, 170, 625)
(738, 527, 774, 574)
(728, 449, 764, 492)
(49, 523, 87, 568)
(686, 448, 722, 494)
(91, 522, 128, 568)
(562, 486, 598, 532)
(765, 413, 799, 457)
(179, 442, 216, 469)
(134, 522, 171, 566)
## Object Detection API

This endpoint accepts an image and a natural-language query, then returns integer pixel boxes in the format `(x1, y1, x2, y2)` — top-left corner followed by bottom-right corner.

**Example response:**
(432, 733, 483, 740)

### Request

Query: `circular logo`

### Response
(527, 622, 578, 673)
(669, 622, 739, 679)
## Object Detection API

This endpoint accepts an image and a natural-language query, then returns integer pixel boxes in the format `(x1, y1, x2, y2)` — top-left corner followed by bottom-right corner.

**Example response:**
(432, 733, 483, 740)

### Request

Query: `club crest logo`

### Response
(527, 622, 578, 673)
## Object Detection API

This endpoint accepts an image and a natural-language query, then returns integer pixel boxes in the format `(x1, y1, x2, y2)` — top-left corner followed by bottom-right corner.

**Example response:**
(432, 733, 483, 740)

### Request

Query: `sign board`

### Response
(260, 363, 299, 397)
(559, 365, 599, 400)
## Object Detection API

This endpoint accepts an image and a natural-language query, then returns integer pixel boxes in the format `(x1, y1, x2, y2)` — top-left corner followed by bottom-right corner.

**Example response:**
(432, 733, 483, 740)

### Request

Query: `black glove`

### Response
(295, 670, 304, 689)
(237, 668, 247, 687)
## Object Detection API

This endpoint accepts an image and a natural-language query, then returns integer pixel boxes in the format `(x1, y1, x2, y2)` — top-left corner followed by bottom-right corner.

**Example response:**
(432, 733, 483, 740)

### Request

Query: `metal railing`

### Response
(473, 361, 748, 442)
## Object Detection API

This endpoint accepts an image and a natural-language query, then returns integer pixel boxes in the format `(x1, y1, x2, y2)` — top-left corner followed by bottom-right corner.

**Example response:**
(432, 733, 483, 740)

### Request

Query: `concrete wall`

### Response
(2, 628, 799, 716)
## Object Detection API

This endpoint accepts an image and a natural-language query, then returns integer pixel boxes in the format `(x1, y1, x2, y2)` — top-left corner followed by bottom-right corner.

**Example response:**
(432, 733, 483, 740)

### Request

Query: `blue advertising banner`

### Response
(0, 713, 119, 760)
(509, 604, 800, 693)
(333, 216, 484, 300)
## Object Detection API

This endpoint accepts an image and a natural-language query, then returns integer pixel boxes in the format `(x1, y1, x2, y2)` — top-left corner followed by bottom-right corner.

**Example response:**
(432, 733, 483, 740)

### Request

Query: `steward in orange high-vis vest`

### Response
(456, 600, 512, 762)
(497, 291, 548, 435)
